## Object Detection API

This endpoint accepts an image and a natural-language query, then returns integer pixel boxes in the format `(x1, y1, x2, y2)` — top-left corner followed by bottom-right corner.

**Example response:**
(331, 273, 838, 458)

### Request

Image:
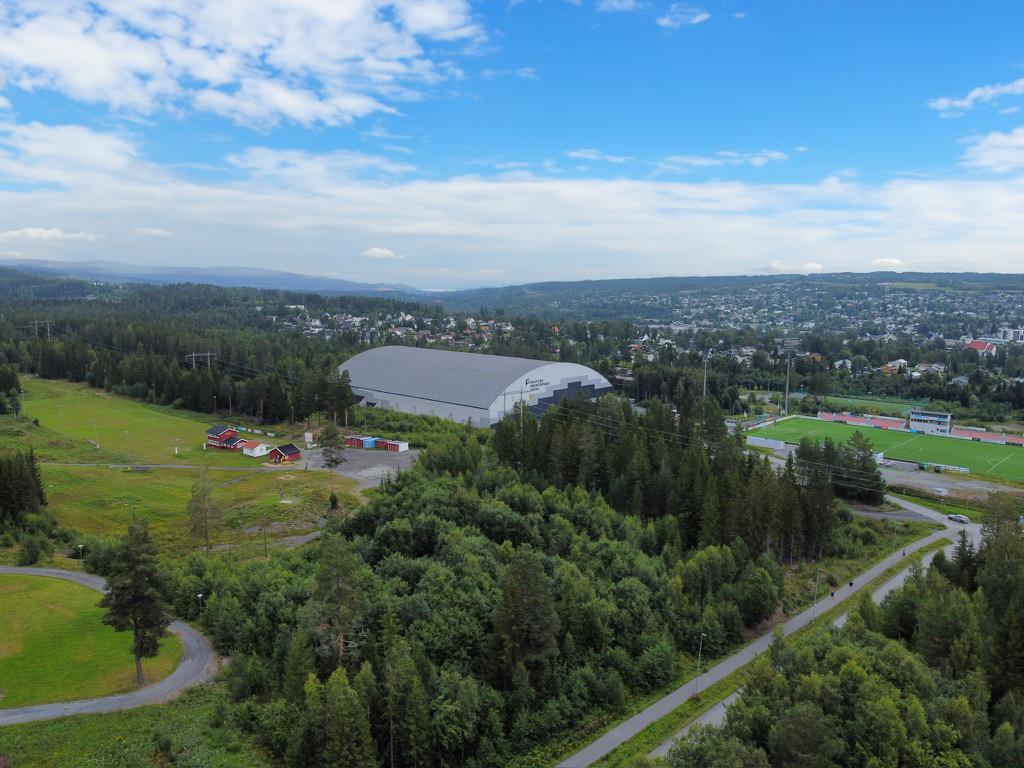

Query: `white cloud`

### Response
(382, 144, 415, 154)
(566, 148, 632, 163)
(929, 77, 1024, 112)
(871, 258, 904, 268)
(961, 126, 1024, 172)
(794, 146, 808, 152)
(0, 95, 10, 109)
(0, 0, 485, 127)
(655, 148, 789, 171)
(767, 261, 824, 274)
(494, 161, 531, 169)
(597, 0, 643, 11)
(999, 107, 1020, 115)
(0, 227, 103, 241)
(481, 67, 537, 80)
(656, 4, 710, 28)
(5, 118, 1024, 286)
(734, 12, 746, 18)
(134, 228, 170, 236)
(362, 246, 405, 259)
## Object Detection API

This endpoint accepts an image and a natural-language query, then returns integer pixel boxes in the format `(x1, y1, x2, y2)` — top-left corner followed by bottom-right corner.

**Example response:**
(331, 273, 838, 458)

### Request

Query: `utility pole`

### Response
(693, 632, 707, 698)
(185, 352, 216, 369)
(784, 350, 793, 416)
(30, 320, 53, 340)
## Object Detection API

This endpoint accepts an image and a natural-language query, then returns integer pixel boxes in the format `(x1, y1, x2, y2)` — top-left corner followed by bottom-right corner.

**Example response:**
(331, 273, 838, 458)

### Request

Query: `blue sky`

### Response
(2, 0, 1024, 289)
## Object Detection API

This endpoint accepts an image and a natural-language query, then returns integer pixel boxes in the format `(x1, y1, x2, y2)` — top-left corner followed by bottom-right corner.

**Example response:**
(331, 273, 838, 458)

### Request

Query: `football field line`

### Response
(987, 452, 1015, 476)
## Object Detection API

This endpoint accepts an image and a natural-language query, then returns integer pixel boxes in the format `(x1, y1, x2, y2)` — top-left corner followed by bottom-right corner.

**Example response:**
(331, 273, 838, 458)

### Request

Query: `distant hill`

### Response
(0, 259, 426, 297)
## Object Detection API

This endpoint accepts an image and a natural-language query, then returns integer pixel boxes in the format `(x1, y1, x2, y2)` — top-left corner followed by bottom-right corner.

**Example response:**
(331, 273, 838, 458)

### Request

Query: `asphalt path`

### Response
(0, 566, 217, 725)
(557, 498, 974, 768)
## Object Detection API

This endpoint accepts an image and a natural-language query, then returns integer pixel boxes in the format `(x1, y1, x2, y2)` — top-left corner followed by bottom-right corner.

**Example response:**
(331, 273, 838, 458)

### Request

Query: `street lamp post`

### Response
(125, 431, 132, 466)
(78, 543, 84, 560)
(58, 403, 63, 433)
(694, 632, 707, 698)
(703, 353, 710, 398)
(197, 593, 204, 613)
(812, 567, 821, 618)
(93, 419, 98, 449)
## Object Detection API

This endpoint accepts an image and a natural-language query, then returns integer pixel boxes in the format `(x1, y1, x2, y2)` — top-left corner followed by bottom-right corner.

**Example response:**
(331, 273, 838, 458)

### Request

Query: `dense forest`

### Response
(670, 504, 1024, 768)
(74, 394, 893, 767)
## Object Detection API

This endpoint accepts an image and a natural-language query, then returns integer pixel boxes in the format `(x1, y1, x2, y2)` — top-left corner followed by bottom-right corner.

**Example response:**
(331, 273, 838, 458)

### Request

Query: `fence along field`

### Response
(751, 417, 1024, 482)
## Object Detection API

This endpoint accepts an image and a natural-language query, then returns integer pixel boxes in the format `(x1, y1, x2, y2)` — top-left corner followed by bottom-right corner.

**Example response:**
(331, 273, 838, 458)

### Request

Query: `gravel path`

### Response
(0, 566, 217, 725)
(557, 498, 970, 767)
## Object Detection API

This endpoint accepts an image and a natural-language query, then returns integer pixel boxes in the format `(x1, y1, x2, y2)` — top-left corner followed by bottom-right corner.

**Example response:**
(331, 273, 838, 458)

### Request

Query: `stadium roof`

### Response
(339, 347, 565, 409)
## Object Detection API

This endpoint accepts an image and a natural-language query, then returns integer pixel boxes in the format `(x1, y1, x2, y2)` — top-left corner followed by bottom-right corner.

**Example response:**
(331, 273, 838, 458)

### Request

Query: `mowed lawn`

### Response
(751, 417, 1024, 482)
(0, 575, 180, 708)
(18, 378, 283, 467)
(42, 465, 354, 553)
(820, 396, 920, 416)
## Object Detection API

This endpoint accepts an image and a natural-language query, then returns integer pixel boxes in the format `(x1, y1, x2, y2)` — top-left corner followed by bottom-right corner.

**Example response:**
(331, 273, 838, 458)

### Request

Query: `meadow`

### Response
(751, 417, 1024, 482)
(40, 465, 355, 554)
(17, 378, 285, 467)
(0, 575, 180, 708)
(4, 379, 359, 554)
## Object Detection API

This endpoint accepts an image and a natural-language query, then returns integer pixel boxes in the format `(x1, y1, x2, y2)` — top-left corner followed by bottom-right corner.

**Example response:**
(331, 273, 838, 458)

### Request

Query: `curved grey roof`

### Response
(340, 347, 568, 409)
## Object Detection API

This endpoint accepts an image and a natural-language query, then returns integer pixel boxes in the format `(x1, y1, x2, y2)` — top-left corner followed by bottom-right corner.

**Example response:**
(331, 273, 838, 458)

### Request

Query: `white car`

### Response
(947, 514, 970, 525)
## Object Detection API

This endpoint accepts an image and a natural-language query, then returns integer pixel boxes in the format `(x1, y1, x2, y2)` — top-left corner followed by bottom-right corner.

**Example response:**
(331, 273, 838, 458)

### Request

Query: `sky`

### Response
(1, 1, 1024, 289)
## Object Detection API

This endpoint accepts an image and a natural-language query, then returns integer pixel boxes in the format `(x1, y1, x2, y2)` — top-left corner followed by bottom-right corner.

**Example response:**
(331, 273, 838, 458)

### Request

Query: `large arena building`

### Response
(338, 346, 614, 427)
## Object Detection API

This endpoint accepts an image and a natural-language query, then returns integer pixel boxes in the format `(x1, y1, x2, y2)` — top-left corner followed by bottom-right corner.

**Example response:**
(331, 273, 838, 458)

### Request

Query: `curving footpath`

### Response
(0, 566, 217, 725)
(558, 498, 972, 767)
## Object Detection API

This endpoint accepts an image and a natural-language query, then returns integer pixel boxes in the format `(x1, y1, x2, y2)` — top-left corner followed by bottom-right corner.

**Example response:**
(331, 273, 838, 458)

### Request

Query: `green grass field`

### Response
(3, 379, 360, 554)
(0, 575, 180, 708)
(751, 417, 1024, 482)
(41, 465, 355, 553)
(820, 396, 921, 416)
(16, 378, 287, 467)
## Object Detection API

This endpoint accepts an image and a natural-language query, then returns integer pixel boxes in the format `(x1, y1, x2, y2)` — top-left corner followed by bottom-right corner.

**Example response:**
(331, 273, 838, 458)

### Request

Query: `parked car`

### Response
(947, 514, 970, 524)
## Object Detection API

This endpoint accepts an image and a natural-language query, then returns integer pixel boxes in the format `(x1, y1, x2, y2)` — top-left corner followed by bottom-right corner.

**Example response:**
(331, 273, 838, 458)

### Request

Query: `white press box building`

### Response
(338, 346, 614, 427)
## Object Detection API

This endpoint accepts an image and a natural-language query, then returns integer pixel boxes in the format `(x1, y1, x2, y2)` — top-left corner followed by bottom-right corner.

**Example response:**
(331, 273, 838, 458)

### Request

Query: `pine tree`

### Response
(320, 423, 346, 492)
(99, 519, 169, 685)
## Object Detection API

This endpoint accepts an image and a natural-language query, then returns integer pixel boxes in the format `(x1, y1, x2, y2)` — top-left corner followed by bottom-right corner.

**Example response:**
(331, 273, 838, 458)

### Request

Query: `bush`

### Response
(16, 533, 51, 565)
(328, 492, 339, 510)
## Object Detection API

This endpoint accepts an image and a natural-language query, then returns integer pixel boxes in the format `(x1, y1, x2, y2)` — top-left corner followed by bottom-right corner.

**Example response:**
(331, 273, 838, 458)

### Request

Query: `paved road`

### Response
(557, 498, 971, 768)
(0, 566, 217, 725)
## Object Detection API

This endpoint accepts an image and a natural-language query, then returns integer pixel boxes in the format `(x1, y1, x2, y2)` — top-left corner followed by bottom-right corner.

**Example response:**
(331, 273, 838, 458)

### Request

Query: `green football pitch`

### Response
(750, 417, 1024, 482)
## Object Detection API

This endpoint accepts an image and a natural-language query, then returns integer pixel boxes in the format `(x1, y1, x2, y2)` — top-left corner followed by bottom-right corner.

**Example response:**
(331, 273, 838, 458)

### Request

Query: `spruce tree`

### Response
(99, 519, 169, 685)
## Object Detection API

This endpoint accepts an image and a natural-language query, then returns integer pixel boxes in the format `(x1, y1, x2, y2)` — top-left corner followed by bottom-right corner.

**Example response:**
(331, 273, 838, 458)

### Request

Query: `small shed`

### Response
(270, 443, 302, 463)
(345, 435, 368, 448)
(361, 437, 379, 449)
(379, 439, 409, 453)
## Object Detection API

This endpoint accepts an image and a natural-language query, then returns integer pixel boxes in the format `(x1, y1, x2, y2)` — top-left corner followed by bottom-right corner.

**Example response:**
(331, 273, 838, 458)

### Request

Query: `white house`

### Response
(242, 440, 272, 457)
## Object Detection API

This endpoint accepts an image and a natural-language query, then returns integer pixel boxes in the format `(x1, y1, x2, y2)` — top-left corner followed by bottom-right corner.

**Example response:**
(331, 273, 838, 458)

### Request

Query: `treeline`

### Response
(492, 395, 884, 563)
(794, 432, 886, 505)
(0, 277, 406, 423)
(670, 501, 1024, 768)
